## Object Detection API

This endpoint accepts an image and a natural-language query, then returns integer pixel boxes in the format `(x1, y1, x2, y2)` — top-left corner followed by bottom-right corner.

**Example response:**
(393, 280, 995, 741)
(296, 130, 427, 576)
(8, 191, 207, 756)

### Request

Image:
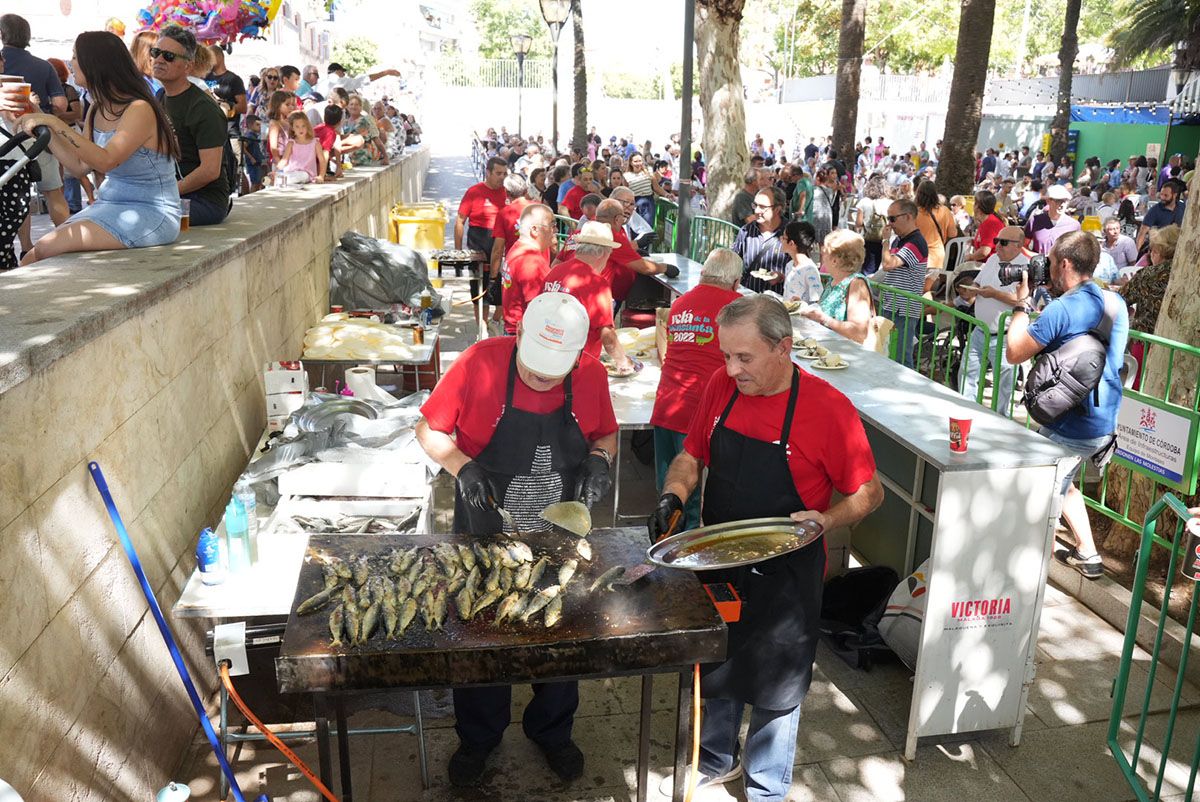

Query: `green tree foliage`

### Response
(602, 71, 662, 100)
(331, 36, 380, 75)
(470, 0, 555, 59)
(1108, 0, 1198, 70)
(750, 0, 1171, 79)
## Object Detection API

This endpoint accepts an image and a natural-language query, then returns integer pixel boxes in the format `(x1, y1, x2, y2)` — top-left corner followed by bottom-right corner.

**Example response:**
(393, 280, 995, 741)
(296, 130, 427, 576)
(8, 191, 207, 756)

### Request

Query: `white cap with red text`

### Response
(518, 292, 590, 377)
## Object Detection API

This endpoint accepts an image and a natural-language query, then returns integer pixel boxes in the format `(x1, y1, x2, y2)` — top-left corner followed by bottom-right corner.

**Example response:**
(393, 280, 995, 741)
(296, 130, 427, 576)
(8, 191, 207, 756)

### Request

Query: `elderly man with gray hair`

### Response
(649, 247, 744, 529)
(649, 292, 881, 801)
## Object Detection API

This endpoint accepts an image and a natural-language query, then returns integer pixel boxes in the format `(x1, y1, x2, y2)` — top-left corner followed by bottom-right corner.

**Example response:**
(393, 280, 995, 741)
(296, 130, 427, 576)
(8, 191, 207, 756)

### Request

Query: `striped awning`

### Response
(1171, 74, 1200, 115)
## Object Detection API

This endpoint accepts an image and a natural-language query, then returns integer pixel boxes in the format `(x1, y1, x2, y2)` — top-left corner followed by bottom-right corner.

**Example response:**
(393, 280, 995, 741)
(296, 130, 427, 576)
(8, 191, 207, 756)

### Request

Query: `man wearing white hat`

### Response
(542, 221, 636, 374)
(1025, 182, 1081, 255)
(415, 291, 618, 787)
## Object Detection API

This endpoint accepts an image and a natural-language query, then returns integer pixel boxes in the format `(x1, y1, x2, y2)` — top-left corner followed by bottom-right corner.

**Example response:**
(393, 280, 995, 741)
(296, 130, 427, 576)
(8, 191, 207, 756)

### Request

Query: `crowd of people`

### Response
(0, 13, 420, 266)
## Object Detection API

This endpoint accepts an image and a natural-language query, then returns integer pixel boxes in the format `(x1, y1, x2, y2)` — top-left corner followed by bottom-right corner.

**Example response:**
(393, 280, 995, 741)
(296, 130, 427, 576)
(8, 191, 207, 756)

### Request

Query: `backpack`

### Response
(820, 565, 900, 670)
(1023, 289, 1122, 427)
(861, 201, 887, 242)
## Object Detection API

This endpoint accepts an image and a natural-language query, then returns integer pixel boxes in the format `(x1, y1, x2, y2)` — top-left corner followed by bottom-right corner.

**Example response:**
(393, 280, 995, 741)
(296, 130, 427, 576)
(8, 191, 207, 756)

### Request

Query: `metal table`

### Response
(647, 253, 705, 296)
(432, 248, 488, 342)
(276, 528, 727, 802)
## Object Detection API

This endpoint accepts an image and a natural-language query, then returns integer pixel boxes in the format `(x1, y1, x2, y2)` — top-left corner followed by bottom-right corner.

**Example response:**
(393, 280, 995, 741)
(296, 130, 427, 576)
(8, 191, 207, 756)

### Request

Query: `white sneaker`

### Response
(657, 763, 742, 796)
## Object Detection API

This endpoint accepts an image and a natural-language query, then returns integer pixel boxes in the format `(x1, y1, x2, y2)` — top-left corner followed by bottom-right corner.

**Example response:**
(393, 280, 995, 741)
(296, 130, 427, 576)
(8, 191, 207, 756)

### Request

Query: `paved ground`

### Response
(169, 152, 1200, 801)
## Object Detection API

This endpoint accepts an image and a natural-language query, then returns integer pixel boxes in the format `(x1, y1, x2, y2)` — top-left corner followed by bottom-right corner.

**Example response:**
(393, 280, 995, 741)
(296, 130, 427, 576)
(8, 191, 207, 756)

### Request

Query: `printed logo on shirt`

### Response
(669, 309, 716, 346)
(545, 280, 564, 293)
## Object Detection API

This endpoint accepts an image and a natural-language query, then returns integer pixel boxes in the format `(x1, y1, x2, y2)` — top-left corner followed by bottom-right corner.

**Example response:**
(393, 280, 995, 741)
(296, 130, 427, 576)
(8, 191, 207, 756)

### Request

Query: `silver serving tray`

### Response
(646, 517, 824, 571)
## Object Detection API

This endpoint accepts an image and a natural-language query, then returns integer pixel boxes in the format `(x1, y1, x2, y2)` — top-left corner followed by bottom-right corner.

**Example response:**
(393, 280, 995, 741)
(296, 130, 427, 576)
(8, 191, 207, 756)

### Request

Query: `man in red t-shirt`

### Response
(647, 295, 881, 801)
(542, 222, 635, 372)
(556, 200, 676, 304)
(481, 174, 531, 328)
(561, 166, 598, 219)
(455, 156, 509, 256)
(967, 190, 1005, 262)
(502, 203, 554, 334)
(649, 248, 743, 529)
(415, 291, 617, 787)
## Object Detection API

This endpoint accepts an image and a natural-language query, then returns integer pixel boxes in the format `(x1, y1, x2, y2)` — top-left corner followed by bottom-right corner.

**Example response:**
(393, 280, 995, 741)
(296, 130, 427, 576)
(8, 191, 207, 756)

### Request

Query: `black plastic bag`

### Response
(329, 231, 444, 311)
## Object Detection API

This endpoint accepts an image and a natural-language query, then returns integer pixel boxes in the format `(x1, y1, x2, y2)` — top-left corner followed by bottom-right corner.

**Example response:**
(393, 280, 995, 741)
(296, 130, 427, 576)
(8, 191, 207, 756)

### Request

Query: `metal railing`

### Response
(687, 216, 739, 263)
(1108, 493, 1199, 801)
(434, 57, 552, 89)
(554, 214, 577, 247)
(652, 198, 678, 254)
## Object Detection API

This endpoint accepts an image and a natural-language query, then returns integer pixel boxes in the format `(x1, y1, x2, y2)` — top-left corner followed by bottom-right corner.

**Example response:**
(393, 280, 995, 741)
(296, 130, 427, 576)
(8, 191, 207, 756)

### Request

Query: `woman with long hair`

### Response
(17, 30, 180, 264)
(128, 29, 161, 93)
(914, 179, 957, 272)
(266, 89, 297, 167)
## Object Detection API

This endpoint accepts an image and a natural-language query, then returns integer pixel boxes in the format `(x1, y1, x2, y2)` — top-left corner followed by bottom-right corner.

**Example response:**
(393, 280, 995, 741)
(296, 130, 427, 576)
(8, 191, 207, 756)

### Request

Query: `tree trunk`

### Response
(696, 0, 748, 222)
(571, 0, 587, 154)
(1109, 169, 1200, 554)
(936, 0, 997, 196)
(831, 0, 866, 160)
(1048, 0, 1080, 165)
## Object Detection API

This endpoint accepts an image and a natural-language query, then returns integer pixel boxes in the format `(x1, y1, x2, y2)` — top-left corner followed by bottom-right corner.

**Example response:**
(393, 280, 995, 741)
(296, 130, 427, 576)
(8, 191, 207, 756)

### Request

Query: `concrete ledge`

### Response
(1049, 557, 1200, 687)
(0, 147, 427, 397)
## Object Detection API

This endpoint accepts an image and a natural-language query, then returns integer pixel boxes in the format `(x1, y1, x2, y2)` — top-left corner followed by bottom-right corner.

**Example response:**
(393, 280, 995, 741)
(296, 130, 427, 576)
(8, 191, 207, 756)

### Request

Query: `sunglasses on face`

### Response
(266, 74, 280, 80)
(149, 47, 189, 63)
(886, 214, 909, 222)
(994, 238, 1020, 246)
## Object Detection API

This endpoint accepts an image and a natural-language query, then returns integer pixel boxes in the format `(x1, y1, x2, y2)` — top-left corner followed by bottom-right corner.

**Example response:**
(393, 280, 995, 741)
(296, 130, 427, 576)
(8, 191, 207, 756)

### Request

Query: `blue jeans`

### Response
(653, 426, 701, 531)
(183, 192, 232, 226)
(960, 326, 1015, 415)
(700, 699, 802, 802)
(1041, 429, 1113, 496)
(63, 175, 82, 214)
(882, 306, 920, 369)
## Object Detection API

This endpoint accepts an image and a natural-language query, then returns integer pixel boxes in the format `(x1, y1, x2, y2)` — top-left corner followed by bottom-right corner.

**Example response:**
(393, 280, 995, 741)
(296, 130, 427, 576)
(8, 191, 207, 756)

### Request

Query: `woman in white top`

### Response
(779, 220, 822, 303)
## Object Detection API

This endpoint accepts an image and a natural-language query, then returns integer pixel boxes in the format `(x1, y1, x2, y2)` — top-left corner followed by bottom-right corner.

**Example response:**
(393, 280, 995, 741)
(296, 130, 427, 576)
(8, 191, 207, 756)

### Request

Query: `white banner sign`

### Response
(1114, 398, 1192, 485)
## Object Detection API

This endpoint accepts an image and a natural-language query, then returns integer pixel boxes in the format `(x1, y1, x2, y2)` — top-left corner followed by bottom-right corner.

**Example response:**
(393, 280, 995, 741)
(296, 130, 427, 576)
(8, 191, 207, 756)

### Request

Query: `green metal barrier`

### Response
(554, 214, 577, 247)
(652, 198, 679, 254)
(991, 311, 1200, 537)
(864, 281, 994, 406)
(688, 216, 740, 263)
(1108, 493, 1198, 801)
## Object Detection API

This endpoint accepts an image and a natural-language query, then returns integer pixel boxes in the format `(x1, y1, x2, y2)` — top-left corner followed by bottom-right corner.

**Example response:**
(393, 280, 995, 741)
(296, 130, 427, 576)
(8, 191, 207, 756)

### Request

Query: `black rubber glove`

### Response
(664, 263, 681, 279)
(574, 454, 613, 508)
(647, 493, 684, 541)
(456, 460, 496, 512)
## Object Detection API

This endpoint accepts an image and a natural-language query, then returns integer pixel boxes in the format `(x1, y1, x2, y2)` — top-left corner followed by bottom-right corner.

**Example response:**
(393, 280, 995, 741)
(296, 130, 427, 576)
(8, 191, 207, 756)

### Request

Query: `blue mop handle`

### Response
(88, 462, 247, 802)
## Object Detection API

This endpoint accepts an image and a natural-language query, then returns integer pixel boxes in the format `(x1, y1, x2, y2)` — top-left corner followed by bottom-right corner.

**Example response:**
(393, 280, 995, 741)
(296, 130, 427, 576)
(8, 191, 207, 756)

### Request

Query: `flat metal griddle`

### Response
(647, 517, 824, 571)
(275, 527, 727, 693)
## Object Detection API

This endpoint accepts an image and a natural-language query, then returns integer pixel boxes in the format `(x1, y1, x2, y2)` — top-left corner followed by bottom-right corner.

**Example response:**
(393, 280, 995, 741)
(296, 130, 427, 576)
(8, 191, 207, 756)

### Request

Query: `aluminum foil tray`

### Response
(646, 517, 824, 571)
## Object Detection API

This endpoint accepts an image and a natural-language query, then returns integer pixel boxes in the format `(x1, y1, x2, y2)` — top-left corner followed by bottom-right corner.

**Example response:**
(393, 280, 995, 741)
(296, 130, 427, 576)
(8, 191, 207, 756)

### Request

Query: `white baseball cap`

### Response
(573, 221, 620, 249)
(1047, 184, 1071, 201)
(517, 292, 590, 377)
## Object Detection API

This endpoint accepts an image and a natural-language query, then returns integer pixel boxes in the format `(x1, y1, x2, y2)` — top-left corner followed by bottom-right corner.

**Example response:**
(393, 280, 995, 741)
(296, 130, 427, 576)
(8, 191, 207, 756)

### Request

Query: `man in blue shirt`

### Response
(1137, 178, 1186, 252)
(1005, 231, 1129, 579)
(0, 13, 70, 254)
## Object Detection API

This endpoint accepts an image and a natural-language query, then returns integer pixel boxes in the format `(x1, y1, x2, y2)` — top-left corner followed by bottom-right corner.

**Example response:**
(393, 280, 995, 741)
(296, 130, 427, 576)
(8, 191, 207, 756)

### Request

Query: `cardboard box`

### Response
(264, 361, 308, 395)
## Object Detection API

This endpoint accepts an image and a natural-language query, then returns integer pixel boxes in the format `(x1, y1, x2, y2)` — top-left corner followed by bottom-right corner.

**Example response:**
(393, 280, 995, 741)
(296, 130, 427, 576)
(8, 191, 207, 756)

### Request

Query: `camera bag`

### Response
(1023, 288, 1122, 427)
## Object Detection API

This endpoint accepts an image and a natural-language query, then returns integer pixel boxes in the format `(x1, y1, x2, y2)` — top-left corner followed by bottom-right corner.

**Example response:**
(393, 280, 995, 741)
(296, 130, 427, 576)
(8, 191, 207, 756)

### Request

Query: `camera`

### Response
(997, 254, 1050, 286)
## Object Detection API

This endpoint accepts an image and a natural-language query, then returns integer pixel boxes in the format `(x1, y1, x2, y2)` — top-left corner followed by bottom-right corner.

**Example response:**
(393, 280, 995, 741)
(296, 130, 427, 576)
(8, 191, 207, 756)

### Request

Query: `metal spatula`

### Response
(490, 496, 519, 535)
(539, 501, 592, 538)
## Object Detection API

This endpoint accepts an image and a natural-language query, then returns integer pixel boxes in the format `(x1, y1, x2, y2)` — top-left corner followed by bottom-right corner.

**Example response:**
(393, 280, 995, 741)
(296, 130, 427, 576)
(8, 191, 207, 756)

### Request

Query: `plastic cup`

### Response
(179, 199, 190, 232)
(949, 413, 973, 453)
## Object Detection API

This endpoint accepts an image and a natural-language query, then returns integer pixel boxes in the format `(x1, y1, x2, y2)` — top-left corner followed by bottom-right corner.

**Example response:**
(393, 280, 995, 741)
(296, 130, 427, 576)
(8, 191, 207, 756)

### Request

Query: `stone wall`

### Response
(0, 147, 429, 799)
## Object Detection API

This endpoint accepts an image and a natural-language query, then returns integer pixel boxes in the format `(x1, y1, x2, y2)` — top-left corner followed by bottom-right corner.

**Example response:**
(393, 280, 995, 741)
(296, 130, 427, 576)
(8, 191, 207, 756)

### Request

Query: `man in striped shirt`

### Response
(878, 198, 928, 369)
(732, 186, 791, 293)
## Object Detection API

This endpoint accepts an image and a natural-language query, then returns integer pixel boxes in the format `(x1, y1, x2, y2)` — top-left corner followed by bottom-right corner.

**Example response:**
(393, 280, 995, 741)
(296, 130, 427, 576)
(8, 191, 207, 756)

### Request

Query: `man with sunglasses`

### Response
(878, 198, 927, 369)
(153, 25, 230, 225)
(415, 291, 616, 787)
(957, 225, 1027, 411)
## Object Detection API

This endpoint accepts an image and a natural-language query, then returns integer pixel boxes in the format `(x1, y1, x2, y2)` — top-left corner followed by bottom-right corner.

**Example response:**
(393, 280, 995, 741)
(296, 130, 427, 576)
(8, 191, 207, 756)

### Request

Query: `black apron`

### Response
(452, 346, 590, 535)
(699, 367, 826, 710)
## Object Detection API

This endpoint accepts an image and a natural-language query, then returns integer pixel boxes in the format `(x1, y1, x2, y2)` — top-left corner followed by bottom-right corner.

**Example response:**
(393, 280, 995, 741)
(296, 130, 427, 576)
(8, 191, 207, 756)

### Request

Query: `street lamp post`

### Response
(539, 0, 571, 155)
(511, 33, 532, 139)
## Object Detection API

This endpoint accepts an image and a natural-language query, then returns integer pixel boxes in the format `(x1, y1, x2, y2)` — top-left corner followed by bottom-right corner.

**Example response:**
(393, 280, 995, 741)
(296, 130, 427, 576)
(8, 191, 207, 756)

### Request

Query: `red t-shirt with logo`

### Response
(502, 240, 551, 334)
(683, 368, 877, 512)
(492, 196, 531, 254)
(458, 182, 508, 229)
(542, 257, 614, 358)
(650, 284, 741, 432)
(972, 213, 1005, 256)
(421, 337, 617, 459)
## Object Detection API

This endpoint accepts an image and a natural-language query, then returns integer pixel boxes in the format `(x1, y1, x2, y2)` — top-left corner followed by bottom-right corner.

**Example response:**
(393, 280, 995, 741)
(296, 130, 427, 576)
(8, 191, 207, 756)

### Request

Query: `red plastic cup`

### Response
(949, 414, 973, 453)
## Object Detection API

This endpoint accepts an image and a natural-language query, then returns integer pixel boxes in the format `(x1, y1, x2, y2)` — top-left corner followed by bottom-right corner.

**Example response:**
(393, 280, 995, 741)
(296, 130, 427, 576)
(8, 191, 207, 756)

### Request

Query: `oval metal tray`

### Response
(646, 517, 824, 571)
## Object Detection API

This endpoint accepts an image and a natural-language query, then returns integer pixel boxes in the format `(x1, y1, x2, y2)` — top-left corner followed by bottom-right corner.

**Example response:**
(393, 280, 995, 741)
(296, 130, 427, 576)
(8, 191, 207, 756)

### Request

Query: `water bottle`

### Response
(419, 289, 434, 328)
(195, 527, 224, 586)
(224, 498, 251, 574)
(234, 478, 258, 563)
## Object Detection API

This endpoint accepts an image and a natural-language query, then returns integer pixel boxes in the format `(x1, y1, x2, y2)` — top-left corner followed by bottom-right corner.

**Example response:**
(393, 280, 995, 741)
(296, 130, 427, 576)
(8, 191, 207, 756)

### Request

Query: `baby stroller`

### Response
(0, 123, 52, 269)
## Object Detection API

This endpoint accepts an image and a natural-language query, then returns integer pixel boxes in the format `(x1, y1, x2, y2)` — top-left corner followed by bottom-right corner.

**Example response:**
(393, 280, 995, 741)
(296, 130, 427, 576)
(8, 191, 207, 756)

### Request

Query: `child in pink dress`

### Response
(277, 111, 327, 185)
